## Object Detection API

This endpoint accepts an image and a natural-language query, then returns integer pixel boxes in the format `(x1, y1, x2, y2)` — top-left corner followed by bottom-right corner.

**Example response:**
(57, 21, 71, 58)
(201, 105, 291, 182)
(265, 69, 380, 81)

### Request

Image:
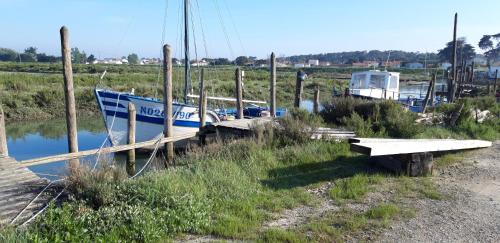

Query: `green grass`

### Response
(2, 138, 378, 242)
(329, 174, 383, 202)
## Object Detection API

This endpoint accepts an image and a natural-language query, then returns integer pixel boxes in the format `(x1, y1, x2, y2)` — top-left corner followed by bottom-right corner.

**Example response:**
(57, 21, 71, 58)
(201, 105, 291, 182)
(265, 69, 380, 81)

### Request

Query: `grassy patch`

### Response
(329, 174, 383, 201)
(1, 135, 375, 241)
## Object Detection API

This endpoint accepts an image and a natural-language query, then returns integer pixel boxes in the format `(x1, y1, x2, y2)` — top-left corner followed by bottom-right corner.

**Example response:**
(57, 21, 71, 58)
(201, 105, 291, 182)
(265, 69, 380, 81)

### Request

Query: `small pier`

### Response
(0, 155, 55, 225)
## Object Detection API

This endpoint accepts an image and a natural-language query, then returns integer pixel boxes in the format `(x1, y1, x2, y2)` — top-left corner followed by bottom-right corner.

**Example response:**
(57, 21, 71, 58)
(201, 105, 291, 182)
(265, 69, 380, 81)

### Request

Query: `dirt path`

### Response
(379, 141, 500, 242)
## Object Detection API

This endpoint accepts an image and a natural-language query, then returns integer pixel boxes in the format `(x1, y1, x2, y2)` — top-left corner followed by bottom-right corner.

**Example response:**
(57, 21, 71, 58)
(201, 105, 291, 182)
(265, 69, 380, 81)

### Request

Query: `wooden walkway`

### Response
(0, 155, 55, 226)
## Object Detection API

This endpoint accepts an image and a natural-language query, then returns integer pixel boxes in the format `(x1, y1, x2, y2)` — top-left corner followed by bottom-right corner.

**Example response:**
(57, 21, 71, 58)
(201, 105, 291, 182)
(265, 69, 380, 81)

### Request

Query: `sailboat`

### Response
(95, 0, 221, 146)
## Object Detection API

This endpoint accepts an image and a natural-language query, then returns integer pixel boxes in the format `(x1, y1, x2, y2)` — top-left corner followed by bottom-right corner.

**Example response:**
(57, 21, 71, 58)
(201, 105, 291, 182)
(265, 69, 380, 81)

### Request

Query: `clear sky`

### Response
(1, 0, 499, 59)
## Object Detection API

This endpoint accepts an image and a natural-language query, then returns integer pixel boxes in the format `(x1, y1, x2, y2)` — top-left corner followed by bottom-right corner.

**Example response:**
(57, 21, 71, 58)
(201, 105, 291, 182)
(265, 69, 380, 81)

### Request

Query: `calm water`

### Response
(6, 117, 150, 181)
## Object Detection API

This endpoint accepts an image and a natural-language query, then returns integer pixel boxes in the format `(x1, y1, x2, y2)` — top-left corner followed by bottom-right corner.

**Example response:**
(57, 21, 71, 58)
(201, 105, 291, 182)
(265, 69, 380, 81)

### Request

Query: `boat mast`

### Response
(183, 0, 191, 104)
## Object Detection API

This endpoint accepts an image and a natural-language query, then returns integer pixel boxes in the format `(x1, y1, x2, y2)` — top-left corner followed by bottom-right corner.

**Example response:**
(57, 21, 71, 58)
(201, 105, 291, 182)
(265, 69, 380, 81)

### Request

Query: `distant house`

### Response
(440, 62, 452, 70)
(191, 59, 209, 67)
(294, 63, 310, 68)
(308, 59, 319, 66)
(319, 61, 331, 67)
(405, 62, 424, 69)
(382, 61, 401, 68)
(352, 61, 379, 68)
(473, 55, 488, 66)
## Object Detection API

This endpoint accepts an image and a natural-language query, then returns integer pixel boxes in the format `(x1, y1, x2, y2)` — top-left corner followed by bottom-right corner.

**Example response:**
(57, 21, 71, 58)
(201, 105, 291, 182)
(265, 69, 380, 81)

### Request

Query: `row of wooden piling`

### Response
(0, 26, 323, 174)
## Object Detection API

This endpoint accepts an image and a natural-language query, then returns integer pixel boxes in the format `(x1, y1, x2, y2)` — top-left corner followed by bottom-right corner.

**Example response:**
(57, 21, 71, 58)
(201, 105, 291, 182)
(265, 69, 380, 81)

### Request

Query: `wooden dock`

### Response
(0, 155, 56, 226)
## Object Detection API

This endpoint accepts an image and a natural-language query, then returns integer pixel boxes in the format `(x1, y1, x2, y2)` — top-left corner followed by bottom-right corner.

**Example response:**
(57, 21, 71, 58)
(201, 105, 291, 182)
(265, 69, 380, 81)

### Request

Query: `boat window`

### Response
(351, 74, 366, 89)
(389, 76, 398, 89)
(369, 74, 385, 88)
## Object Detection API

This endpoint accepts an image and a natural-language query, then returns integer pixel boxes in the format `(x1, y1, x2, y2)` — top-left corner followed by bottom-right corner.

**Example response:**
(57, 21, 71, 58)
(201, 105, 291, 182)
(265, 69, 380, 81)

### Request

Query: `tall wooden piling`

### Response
(294, 71, 305, 108)
(449, 13, 458, 102)
(163, 44, 174, 166)
(422, 74, 436, 113)
(494, 70, 499, 97)
(0, 106, 7, 157)
(127, 103, 136, 176)
(270, 52, 277, 117)
(197, 68, 207, 144)
(313, 85, 320, 114)
(60, 26, 79, 167)
(235, 68, 244, 119)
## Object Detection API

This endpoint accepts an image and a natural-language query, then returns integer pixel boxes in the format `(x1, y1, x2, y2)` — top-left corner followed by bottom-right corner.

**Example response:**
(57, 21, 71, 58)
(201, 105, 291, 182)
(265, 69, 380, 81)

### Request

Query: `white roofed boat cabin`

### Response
(349, 70, 399, 100)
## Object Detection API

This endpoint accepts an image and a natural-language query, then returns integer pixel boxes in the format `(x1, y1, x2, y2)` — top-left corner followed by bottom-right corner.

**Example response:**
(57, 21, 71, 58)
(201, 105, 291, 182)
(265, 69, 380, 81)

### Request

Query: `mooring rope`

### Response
(10, 179, 65, 225)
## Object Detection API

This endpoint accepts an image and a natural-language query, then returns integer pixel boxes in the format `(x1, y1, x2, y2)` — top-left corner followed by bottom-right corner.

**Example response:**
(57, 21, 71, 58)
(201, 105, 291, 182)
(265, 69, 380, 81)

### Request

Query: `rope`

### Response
(129, 136, 163, 179)
(20, 186, 66, 227)
(10, 179, 65, 225)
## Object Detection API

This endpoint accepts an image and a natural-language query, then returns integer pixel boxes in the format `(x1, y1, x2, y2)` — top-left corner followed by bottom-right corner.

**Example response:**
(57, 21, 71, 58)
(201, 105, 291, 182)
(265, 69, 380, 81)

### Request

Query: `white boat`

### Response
(348, 70, 400, 100)
(94, 88, 220, 146)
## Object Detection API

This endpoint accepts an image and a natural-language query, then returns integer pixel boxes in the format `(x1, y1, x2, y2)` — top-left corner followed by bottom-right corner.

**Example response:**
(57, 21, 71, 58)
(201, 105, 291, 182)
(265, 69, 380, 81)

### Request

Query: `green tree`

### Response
(87, 54, 96, 63)
(23, 46, 38, 62)
(36, 53, 58, 63)
(437, 38, 476, 64)
(71, 47, 87, 64)
(478, 33, 500, 66)
(234, 56, 251, 66)
(127, 53, 139, 65)
(0, 48, 19, 61)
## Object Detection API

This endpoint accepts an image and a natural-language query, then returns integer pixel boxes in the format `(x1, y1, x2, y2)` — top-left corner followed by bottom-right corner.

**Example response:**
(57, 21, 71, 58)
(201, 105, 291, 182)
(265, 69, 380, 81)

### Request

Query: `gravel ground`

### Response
(379, 141, 500, 243)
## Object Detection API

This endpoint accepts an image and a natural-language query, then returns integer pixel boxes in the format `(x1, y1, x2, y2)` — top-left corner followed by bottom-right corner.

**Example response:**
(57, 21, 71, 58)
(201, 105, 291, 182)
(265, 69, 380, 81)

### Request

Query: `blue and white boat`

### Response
(94, 88, 220, 146)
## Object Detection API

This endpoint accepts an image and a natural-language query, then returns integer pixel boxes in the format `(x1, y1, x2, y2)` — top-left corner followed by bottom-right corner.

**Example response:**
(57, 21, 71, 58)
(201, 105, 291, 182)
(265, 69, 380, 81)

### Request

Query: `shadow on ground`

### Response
(261, 155, 391, 189)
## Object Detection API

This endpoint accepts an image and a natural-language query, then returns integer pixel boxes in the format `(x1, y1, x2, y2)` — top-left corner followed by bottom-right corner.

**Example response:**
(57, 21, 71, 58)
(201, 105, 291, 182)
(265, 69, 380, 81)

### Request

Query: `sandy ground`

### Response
(379, 141, 500, 243)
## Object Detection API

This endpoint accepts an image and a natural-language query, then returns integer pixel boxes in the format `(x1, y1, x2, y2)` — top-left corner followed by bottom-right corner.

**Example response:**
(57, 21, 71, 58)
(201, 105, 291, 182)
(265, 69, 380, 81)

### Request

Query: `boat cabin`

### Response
(349, 70, 400, 100)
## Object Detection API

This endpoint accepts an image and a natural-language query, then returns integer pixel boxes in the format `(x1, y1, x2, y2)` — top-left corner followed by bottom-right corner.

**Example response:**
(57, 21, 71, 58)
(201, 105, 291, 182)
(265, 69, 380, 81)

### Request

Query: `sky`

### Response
(1, 0, 499, 59)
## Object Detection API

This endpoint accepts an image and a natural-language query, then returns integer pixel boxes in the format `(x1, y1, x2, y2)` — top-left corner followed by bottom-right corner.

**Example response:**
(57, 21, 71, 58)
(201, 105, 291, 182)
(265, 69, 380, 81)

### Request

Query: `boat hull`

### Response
(95, 89, 219, 146)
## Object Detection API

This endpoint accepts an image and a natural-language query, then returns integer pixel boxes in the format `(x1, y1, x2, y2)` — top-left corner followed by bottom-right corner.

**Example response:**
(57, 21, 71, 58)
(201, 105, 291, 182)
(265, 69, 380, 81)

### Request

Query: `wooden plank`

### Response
(350, 139, 492, 156)
(19, 132, 198, 167)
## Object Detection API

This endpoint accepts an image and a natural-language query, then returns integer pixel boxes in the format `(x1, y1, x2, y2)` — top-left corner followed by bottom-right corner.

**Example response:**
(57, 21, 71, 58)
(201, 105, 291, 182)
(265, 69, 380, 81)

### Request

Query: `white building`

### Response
(191, 59, 209, 67)
(308, 59, 319, 66)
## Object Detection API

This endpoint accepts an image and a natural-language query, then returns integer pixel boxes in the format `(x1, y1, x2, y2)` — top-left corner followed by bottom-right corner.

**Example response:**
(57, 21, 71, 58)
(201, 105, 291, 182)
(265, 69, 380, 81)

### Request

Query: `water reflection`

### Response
(6, 117, 151, 181)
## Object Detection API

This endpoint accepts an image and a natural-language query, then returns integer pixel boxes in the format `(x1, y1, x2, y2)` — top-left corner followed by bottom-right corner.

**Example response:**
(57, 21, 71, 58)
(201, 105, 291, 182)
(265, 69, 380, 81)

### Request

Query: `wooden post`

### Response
(60, 26, 79, 167)
(449, 13, 458, 103)
(0, 106, 7, 157)
(127, 103, 136, 176)
(163, 44, 174, 166)
(422, 74, 436, 113)
(235, 68, 244, 119)
(470, 62, 475, 84)
(270, 52, 276, 117)
(197, 68, 207, 145)
(313, 85, 320, 114)
(430, 74, 437, 105)
(494, 70, 498, 97)
(294, 71, 305, 108)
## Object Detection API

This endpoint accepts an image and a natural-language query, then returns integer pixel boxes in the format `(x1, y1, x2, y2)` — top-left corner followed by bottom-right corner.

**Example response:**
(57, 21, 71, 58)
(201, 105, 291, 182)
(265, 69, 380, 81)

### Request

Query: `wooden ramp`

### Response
(0, 155, 55, 226)
(349, 138, 493, 176)
(349, 138, 492, 156)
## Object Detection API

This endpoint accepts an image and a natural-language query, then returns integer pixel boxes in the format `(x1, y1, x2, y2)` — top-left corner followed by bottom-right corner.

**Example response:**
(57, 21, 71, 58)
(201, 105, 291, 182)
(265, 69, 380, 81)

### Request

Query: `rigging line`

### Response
(213, 0, 235, 59)
(194, 0, 209, 58)
(155, 0, 170, 99)
(189, 0, 200, 95)
(221, 0, 247, 56)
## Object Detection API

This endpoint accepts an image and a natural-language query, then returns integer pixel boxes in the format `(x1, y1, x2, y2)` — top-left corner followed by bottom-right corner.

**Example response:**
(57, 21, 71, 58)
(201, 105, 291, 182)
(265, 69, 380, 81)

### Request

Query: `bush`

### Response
(323, 98, 421, 138)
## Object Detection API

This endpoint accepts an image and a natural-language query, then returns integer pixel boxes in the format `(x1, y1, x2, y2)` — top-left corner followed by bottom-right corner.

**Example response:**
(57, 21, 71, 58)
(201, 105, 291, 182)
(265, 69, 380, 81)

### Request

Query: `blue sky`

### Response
(1, 0, 499, 59)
